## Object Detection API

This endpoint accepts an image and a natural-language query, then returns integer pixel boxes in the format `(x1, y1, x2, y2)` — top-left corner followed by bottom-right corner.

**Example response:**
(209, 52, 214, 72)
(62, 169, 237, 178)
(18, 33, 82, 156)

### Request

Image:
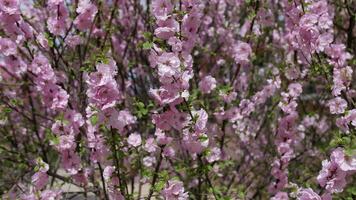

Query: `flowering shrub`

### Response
(0, 0, 355, 199)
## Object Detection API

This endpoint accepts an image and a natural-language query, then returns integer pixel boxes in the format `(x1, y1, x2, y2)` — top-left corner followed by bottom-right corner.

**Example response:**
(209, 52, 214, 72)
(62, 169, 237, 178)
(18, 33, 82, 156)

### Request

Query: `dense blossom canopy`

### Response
(0, 0, 355, 199)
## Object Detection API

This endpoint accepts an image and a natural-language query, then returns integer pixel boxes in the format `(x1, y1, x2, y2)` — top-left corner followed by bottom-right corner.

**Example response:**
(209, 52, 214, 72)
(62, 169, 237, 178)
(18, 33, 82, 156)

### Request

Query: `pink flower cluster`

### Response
(0, 0, 355, 199)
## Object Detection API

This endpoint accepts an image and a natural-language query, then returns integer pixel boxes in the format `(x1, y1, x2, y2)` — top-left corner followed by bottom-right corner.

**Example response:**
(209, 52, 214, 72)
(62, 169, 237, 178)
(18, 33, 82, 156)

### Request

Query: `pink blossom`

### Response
(42, 83, 69, 110)
(332, 66, 353, 96)
(149, 87, 180, 105)
(128, 133, 142, 147)
(332, 148, 356, 172)
(60, 150, 81, 175)
(317, 158, 347, 193)
(0, 38, 16, 56)
(63, 109, 85, 133)
(297, 188, 321, 200)
(143, 156, 156, 167)
(207, 147, 221, 163)
(1, 55, 27, 76)
(183, 130, 209, 154)
(48, 0, 65, 6)
(74, 0, 97, 31)
(31, 159, 49, 190)
(182, 13, 201, 38)
(318, 13, 333, 29)
(233, 41, 252, 64)
(72, 168, 91, 186)
(152, 0, 173, 21)
(316, 32, 333, 52)
(327, 97, 347, 114)
(156, 52, 181, 82)
(335, 116, 350, 133)
(193, 109, 208, 133)
(325, 44, 352, 67)
(30, 54, 56, 82)
(155, 18, 179, 40)
(288, 83, 303, 97)
(161, 180, 188, 200)
(40, 190, 62, 200)
(58, 135, 76, 150)
(271, 192, 289, 200)
(310, 0, 328, 15)
(109, 109, 136, 132)
(163, 146, 176, 158)
(103, 166, 115, 181)
(0, 0, 19, 14)
(47, 17, 67, 36)
(199, 75, 217, 94)
(144, 137, 158, 153)
(299, 14, 318, 27)
(168, 37, 183, 52)
(20, 193, 36, 200)
(32, 171, 49, 190)
(155, 128, 173, 145)
(65, 35, 82, 48)
(346, 109, 356, 127)
(87, 81, 120, 110)
(239, 99, 255, 116)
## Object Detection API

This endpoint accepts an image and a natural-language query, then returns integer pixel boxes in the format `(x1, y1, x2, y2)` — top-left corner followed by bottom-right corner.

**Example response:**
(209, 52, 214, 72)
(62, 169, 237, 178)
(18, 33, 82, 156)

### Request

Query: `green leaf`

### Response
(133, 101, 151, 119)
(90, 114, 99, 125)
(143, 32, 152, 39)
(344, 148, 356, 157)
(142, 41, 153, 50)
(3, 107, 12, 114)
(218, 85, 233, 94)
(155, 180, 166, 192)
(45, 129, 60, 145)
(347, 186, 356, 195)
(199, 134, 209, 142)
